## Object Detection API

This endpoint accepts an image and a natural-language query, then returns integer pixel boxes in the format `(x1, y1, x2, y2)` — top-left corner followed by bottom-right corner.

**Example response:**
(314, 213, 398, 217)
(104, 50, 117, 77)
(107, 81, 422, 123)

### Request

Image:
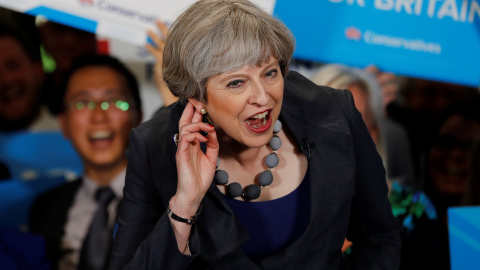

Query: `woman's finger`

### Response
(377, 72, 396, 84)
(205, 130, 219, 164)
(191, 106, 204, 124)
(176, 132, 208, 153)
(145, 43, 161, 58)
(156, 20, 169, 39)
(179, 122, 215, 137)
(179, 102, 195, 128)
(147, 29, 165, 49)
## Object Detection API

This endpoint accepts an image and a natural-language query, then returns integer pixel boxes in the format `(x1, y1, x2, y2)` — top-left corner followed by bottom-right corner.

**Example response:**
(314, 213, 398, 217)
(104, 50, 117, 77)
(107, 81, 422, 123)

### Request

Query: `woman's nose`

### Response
(248, 81, 269, 106)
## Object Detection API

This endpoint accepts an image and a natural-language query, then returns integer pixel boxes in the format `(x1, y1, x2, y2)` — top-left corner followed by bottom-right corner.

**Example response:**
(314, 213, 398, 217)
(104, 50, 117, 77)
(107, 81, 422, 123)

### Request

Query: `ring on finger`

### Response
(173, 133, 180, 146)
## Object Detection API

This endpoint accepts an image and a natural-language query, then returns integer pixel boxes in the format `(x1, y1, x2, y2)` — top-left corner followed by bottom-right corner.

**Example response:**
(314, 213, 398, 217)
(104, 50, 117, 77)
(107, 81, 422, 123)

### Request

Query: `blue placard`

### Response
(274, 0, 480, 87)
(0, 131, 83, 230)
(0, 131, 82, 180)
(0, 176, 68, 230)
(448, 206, 480, 270)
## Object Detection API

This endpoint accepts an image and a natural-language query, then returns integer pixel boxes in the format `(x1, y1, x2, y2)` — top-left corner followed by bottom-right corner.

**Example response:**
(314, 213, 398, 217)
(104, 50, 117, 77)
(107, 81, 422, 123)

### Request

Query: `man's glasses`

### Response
(67, 99, 132, 112)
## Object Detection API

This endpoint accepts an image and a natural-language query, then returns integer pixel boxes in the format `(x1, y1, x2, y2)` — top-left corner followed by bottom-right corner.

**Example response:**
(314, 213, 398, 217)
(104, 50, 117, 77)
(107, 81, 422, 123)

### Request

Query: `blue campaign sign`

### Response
(273, 0, 480, 87)
(0, 131, 83, 180)
(448, 206, 480, 270)
(0, 131, 83, 230)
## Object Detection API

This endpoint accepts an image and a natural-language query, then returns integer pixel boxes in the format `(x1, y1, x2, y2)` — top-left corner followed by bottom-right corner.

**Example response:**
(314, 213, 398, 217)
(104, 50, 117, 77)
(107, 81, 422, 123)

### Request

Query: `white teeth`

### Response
(89, 131, 112, 140)
(252, 111, 269, 119)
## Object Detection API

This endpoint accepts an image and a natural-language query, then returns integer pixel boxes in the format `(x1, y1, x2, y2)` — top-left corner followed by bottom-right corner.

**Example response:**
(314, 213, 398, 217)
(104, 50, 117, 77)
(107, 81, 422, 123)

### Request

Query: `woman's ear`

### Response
(187, 98, 205, 113)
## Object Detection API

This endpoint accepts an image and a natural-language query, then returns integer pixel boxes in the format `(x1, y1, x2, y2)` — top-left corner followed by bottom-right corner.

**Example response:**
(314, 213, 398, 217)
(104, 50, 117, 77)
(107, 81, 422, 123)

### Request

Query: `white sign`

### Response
(0, 0, 277, 45)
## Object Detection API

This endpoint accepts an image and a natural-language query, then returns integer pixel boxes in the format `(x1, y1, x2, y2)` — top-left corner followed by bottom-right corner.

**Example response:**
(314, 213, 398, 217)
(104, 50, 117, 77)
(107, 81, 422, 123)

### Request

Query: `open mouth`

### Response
(0, 86, 25, 102)
(246, 111, 269, 129)
(88, 130, 114, 147)
(245, 110, 272, 133)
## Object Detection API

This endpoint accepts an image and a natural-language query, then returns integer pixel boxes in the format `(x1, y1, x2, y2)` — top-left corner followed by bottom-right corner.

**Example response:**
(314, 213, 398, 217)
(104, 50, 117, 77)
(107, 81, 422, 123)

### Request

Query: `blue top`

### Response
(226, 172, 311, 260)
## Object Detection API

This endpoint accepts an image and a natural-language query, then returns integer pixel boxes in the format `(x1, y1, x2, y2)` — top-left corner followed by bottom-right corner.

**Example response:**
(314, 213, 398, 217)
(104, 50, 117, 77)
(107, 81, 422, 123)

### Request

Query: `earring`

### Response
(200, 106, 207, 115)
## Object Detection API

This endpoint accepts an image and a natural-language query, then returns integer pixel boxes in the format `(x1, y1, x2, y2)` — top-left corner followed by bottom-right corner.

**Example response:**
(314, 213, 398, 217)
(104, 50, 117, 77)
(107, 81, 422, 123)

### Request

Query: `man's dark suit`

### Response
(110, 71, 401, 269)
(29, 179, 82, 269)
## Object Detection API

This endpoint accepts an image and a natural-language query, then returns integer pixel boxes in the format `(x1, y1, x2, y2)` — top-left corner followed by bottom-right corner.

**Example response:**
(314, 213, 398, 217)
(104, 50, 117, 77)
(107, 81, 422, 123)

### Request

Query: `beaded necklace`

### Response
(214, 120, 282, 200)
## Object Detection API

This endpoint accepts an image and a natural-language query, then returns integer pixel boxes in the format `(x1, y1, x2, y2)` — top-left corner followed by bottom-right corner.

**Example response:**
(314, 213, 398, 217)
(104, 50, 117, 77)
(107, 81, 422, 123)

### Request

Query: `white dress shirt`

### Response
(58, 170, 125, 270)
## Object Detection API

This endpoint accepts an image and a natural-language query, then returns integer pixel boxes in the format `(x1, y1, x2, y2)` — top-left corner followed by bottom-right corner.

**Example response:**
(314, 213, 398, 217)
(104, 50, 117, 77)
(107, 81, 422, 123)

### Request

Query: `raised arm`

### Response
(169, 101, 218, 254)
(145, 20, 179, 107)
(109, 103, 218, 269)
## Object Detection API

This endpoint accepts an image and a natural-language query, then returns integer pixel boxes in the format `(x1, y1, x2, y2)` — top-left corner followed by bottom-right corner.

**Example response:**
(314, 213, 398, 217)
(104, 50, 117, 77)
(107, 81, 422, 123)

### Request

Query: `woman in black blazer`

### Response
(109, 1, 401, 269)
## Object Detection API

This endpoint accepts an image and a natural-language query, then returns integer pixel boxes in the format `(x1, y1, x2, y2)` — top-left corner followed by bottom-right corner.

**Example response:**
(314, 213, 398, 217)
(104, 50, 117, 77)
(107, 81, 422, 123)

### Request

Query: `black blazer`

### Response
(110, 71, 401, 269)
(29, 178, 82, 269)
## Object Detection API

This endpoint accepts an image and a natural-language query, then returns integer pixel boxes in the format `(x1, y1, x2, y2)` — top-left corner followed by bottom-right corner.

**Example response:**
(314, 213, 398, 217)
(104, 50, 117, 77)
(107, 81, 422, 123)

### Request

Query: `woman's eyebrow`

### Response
(217, 61, 280, 83)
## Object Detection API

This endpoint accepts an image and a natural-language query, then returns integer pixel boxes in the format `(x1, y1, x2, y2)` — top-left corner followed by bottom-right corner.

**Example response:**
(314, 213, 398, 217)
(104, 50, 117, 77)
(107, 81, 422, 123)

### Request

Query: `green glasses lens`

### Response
(75, 102, 85, 110)
(72, 100, 130, 111)
(115, 100, 130, 111)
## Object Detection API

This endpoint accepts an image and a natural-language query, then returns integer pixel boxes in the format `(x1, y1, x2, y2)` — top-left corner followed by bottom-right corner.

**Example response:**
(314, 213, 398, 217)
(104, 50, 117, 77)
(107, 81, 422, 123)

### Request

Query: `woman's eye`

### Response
(227, 80, 243, 88)
(265, 69, 278, 78)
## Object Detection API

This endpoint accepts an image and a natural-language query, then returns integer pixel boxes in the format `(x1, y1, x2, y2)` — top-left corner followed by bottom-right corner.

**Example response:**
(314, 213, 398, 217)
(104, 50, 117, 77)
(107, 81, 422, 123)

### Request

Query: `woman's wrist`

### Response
(169, 194, 202, 219)
(168, 197, 202, 225)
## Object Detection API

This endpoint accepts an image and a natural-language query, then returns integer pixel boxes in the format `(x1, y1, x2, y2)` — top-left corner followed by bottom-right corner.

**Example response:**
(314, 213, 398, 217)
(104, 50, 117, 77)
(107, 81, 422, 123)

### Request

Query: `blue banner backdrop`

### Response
(273, 0, 480, 87)
(448, 206, 480, 270)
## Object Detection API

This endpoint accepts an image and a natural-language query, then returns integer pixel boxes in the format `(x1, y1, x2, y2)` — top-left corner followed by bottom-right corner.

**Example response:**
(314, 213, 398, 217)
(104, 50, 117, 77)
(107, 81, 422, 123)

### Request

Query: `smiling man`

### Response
(29, 55, 142, 270)
(0, 21, 57, 132)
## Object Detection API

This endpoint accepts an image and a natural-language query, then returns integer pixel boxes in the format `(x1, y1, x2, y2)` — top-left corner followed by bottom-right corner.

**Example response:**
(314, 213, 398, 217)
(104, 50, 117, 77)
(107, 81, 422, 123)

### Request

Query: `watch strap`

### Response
(167, 203, 202, 225)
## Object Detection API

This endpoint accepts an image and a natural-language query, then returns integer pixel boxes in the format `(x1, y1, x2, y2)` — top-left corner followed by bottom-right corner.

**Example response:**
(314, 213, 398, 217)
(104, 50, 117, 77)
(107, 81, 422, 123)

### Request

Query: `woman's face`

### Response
(203, 56, 284, 148)
(428, 114, 480, 195)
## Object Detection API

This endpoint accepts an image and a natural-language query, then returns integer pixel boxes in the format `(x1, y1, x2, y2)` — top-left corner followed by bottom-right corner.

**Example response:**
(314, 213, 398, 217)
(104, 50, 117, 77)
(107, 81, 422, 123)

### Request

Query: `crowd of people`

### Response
(1, 1, 479, 269)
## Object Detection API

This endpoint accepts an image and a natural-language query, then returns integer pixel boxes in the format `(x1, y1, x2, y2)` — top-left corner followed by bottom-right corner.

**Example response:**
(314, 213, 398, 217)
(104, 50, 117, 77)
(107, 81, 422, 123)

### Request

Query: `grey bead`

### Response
(258, 170, 273, 186)
(227, 182, 243, 197)
(273, 120, 282, 133)
(265, 153, 279, 168)
(214, 170, 229, 185)
(269, 135, 282, 150)
(244, 184, 261, 200)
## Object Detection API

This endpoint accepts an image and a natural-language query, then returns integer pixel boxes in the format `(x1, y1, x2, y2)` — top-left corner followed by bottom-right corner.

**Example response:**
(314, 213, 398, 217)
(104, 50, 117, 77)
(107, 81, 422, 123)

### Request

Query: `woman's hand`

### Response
(146, 20, 178, 107)
(365, 65, 398, 110)
(172, 102, 219, 216)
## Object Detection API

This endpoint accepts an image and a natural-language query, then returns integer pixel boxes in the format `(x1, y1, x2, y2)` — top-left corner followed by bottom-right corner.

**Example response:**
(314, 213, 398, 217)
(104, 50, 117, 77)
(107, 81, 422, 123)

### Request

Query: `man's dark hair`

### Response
(431, 97, 480, 140)
(0, 17, 40, 61)
(60, 54, 142, 112)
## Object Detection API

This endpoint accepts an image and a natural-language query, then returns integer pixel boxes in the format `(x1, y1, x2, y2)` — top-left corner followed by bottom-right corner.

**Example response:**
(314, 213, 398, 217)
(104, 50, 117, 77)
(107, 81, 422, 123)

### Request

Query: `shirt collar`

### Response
(83, 169, 126, 199)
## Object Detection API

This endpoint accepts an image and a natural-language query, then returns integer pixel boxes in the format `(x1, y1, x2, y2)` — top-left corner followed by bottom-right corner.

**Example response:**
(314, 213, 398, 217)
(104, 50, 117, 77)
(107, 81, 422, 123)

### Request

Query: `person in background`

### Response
(460, 143, 480, 206)
(364, 65, 399, 113)
(109, 1, 400, 269)
(0, 20, 58, 132)
(387, 78, 479, 180)
(311, 64, 415, 186)
(310, 64, 436, 267)
(401, 98, 480, 270)
(145, 20, 179, 108)
(38, 21, 97, 115)
(29, 55, 142, 270)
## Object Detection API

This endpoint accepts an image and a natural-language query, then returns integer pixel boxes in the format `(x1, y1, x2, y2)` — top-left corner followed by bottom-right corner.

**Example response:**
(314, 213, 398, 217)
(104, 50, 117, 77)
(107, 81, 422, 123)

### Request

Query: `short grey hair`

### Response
(310, 64, 383, 122)
(163, 0, 295, 103)
(311, 64, 387, 168)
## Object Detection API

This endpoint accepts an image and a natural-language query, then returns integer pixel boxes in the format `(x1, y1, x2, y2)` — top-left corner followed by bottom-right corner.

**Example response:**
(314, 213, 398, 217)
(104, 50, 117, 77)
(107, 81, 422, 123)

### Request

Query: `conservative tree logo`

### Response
(345, 26, 362, 41)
